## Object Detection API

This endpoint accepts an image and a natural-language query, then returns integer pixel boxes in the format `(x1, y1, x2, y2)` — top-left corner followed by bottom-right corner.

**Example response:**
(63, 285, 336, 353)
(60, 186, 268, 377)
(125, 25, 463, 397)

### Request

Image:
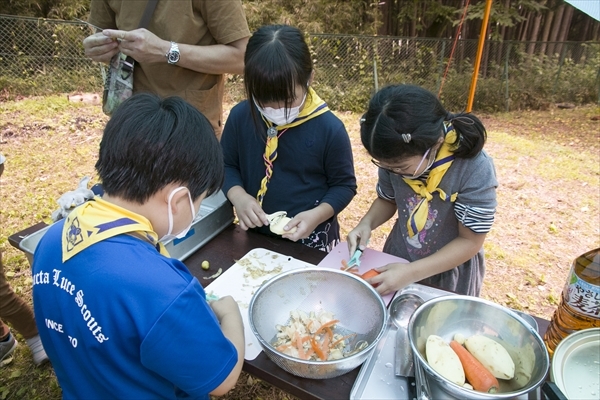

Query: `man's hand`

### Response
(102, 28, 169, 64)
(83, 32, 120, 64)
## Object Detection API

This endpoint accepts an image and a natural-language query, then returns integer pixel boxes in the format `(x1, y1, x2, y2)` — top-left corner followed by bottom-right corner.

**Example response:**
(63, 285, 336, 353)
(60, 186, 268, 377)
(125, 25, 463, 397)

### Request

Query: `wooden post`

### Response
(466, 0, 493, 112)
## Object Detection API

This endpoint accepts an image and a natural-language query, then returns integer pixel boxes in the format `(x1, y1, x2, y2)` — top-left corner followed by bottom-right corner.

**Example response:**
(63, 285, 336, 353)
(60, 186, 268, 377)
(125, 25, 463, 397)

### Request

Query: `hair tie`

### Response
(446, 112, 454, 121)
(401, 133, 411, 143)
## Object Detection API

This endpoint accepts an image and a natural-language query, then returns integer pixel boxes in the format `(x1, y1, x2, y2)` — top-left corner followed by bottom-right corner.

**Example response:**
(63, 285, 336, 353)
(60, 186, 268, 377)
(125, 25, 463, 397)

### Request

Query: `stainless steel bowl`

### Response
(408, 295, 549, 399)
(248, 267, 387, 379)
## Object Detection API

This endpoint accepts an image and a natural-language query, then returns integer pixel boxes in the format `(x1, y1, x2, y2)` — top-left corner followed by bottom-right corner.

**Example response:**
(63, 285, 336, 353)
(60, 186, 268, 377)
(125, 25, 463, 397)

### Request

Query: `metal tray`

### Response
(350, 284, 540, 400)
(19, 190, 233, 265)
(161, 190, 234, 260)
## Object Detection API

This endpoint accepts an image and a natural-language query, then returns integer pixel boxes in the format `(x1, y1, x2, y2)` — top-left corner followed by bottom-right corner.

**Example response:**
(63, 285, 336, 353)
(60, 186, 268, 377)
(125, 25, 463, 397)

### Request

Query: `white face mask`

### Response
(255, 93, 307, 126)
(159, 187, 196, 242)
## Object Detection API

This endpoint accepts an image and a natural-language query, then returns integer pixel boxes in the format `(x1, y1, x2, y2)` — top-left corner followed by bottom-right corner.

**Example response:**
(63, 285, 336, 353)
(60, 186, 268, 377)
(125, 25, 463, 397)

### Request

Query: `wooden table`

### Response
(9, 222, 550, 400)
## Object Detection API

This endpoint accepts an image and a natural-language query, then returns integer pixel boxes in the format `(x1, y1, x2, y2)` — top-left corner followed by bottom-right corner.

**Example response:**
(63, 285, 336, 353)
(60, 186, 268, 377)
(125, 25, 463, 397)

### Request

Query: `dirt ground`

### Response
(0, 97, 598, 400)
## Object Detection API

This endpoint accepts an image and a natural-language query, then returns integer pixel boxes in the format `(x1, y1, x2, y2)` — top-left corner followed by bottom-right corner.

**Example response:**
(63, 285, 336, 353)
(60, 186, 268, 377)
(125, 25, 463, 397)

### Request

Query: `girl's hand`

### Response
(280, 209, 321, 241)
(229, 191, 268, 230)
(364, 262, 415, 296)
(347, 223, 372, 256)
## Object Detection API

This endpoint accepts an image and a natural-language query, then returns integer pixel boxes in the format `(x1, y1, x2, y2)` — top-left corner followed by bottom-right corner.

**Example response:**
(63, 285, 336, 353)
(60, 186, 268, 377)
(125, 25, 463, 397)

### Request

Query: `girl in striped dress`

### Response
(347, 84, 497, 296)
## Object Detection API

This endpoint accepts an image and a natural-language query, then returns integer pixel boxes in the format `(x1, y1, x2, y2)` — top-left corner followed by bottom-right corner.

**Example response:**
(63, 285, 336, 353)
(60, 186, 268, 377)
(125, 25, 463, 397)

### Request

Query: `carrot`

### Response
(295, 332, 307, 360)
(341, 259, 350, 270)
(449, 340, 499, 393)
(314, 319, 339, 335)
(361, 269, 380, 280)
(330, 333, 357, 348)
(322, 326, 333, 352)
(276, 344, 291, 352)
(311, 337, 327, 361)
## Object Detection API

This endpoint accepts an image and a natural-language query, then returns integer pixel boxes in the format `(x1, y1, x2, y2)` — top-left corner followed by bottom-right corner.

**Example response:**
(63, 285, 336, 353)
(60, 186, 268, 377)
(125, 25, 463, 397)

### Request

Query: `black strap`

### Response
(138, 0, 159, 29)
(123, 0, 159, 71)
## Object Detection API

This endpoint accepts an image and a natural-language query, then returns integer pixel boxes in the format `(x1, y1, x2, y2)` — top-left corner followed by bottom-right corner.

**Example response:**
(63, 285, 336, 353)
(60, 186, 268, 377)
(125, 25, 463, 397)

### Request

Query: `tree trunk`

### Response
(540, 10, 554, 55)
(377, 0, 389, 36)
(410, 1, 417, 37)
(495, 0, 510, 63)
(554, 4, 574, 56)
(591, 21, 600, 41)
(546, 3, 564, 57)
(520, 10, 532, 42)
(527, 13, 543, 55)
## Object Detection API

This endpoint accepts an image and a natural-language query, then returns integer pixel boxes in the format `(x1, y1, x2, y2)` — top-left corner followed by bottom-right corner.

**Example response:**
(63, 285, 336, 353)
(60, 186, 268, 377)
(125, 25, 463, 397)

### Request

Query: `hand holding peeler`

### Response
(343, 239, 369, 271)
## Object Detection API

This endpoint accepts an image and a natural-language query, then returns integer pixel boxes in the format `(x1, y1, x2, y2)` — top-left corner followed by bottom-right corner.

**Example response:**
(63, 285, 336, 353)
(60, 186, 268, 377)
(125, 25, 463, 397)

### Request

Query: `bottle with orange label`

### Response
(544, 248, 600, 357)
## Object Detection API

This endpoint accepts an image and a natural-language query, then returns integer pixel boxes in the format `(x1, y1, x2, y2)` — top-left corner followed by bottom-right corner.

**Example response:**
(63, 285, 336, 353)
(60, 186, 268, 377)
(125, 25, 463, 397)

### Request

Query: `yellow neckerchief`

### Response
(403, 127, 458, 238)
(62, 196, 169, 262)
(256, 87, 330, 205)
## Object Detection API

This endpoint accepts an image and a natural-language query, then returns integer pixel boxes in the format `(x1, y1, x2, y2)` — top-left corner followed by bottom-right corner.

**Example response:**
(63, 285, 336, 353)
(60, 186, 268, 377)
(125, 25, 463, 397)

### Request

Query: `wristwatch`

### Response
(166, 41, 180, 65)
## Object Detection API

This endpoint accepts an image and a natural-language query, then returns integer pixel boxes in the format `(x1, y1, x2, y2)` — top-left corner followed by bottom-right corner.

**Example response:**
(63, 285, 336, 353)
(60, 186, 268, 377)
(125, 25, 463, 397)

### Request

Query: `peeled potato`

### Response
(464, 335, 515, 380)
(269, 216, 297, 235)
(426, 335, 465, 386)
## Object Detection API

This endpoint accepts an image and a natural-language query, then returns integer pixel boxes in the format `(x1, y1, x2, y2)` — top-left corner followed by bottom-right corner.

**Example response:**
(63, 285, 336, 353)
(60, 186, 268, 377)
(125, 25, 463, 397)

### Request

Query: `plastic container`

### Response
(544, 248, 600, 357)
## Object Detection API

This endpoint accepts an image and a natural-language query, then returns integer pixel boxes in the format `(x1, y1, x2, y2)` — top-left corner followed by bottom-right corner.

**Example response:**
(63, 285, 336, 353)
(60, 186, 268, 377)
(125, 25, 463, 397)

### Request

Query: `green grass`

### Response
(0, 97, 599, 399)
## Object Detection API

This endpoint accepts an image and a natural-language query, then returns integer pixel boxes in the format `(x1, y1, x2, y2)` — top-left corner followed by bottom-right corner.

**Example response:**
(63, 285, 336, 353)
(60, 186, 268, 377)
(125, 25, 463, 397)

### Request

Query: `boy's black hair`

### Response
(95, 93, 224, 203)
(361, 84, 486, 161)
(244, 24, 312, 126)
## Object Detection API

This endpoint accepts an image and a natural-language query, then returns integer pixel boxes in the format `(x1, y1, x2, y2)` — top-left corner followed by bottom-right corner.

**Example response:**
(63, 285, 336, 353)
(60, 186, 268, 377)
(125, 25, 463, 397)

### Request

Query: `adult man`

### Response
(83, 0, 250, 139)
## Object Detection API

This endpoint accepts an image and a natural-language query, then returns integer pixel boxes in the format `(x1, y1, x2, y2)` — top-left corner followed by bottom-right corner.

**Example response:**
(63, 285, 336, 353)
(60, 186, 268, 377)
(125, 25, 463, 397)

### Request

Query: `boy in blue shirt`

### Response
(32, 93, 244, 399)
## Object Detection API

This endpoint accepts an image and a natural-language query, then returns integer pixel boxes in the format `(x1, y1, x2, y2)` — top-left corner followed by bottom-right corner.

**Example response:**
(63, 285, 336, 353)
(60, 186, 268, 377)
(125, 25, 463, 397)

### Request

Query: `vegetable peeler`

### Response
(343, 239, 369, 271)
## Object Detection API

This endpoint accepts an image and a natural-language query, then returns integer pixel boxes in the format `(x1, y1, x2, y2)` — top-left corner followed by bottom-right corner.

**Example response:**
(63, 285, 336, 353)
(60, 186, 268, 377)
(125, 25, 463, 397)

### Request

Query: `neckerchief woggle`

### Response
(62, 197, 169, 262)
(256, 87, 329, 205)
(403, 126, 458, 238)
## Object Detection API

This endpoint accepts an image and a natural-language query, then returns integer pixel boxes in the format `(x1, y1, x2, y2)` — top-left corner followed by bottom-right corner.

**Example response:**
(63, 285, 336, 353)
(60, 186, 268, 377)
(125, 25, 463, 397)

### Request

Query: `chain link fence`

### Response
(1, 14, 599, 112)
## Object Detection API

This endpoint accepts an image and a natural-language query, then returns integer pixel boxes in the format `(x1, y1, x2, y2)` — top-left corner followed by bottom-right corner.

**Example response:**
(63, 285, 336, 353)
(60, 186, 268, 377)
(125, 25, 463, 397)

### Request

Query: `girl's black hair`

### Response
(95, 93, 224, 203)
(244, 25, 312, 126)
(360, 84, 486, 161)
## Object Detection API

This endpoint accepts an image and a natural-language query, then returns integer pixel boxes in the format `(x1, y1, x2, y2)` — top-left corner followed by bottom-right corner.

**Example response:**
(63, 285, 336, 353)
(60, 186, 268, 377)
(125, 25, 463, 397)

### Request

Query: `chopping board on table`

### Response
(317, 242, 409, 306)
(204, 248, 314, 360)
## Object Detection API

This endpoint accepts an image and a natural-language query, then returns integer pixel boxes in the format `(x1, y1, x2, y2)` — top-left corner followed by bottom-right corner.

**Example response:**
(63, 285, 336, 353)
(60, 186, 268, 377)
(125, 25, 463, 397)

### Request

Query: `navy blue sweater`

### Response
(221, 100, 357, 251)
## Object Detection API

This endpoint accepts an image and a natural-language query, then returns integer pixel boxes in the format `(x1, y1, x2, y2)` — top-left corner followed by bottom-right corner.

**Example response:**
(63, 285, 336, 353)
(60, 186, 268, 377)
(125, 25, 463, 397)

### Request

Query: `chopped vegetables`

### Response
(202, 267, 223, 280)
(272, 309, 367, 361)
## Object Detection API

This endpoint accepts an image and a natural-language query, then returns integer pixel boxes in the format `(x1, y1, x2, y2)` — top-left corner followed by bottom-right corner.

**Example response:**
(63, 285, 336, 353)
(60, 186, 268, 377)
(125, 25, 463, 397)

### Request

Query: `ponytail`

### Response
(445, 112, 486, 159)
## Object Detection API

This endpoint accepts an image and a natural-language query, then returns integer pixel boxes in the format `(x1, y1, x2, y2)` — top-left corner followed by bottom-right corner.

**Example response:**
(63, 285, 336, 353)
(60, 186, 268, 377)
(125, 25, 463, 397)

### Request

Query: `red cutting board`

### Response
(317, 242, 409, 306)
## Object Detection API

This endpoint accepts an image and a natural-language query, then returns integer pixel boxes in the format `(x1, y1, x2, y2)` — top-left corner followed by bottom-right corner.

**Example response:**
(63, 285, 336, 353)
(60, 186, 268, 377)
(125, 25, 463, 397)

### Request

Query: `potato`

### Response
(269, 216, 297, 235)
(464, 335, 515, 380)
(426, 335, 465, 386)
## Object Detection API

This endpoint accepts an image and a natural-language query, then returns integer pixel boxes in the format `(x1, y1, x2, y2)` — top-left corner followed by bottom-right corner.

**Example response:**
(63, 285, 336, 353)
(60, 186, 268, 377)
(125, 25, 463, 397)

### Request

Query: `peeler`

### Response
(343, 239, 369, 271)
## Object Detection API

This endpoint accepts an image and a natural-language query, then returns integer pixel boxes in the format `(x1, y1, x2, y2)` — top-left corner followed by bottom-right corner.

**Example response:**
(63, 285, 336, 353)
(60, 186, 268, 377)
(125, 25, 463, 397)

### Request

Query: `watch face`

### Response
(168, 51, 180, 64)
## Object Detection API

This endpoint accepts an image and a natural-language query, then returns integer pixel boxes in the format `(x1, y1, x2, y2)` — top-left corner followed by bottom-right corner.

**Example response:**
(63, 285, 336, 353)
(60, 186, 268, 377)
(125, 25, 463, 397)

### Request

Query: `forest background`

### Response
(0, 0, 599, 399)
(2, 0, 599, 41)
